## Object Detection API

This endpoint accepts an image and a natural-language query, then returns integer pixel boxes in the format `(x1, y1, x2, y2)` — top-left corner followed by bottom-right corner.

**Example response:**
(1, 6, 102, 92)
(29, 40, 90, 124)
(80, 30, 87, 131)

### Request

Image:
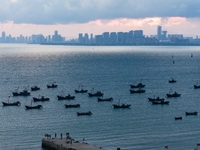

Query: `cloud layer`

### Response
(1, 0, 200, 24)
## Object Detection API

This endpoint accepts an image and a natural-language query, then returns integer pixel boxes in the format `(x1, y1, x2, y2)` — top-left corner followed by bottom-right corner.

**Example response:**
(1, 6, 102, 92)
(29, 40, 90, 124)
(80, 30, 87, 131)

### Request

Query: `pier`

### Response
(42, 133, 105, 150)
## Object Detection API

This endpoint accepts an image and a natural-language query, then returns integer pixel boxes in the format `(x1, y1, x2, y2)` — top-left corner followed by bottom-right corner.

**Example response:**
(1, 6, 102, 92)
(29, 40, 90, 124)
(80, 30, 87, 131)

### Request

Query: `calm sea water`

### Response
(0, 44, 200, 150)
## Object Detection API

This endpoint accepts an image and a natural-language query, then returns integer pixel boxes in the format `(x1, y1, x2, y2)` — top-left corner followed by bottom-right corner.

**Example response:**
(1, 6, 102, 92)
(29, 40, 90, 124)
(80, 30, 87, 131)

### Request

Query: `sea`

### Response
(0, 44, 200, 150)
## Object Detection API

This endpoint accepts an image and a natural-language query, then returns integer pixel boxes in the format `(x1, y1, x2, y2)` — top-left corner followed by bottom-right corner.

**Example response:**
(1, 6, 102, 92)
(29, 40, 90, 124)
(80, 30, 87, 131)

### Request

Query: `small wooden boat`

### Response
(113, 103, 131, 108)
(57, 94, 75, 100)
(31, 86, 40, 91)
(166, 91, 181, 98)
(185, 111, 198, 116)
(74, 89, 88, 93)
(169, 78, 177, 83)
(130, 89, 145, 94)
(12, 88, 31, 96)
(2, 101, 21, 106)
(175, 116, 182, 120)
(65, 104, 80, 108)
(148, 96, 165, 102)
(47, 83, 57, 88)
(77, 111, 92, 116)
(33, 96, 50, 102)
(130, 82, 145, 88)
(152, 101, 169, 105)
(194, 84, 200, 89)
(25, 104, 43, 109)
(88, 91, 104, 97)
(97, 97, 113, 102)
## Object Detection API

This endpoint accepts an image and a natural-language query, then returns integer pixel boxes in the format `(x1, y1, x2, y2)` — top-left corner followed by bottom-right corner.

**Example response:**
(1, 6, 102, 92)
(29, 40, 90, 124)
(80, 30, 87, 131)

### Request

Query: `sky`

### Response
(0, 0, 200, 39)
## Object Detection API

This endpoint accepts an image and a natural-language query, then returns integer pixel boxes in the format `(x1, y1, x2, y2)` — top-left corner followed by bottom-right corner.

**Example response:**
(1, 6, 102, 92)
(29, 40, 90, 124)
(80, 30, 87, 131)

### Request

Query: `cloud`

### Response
(0, 0, 200, 25)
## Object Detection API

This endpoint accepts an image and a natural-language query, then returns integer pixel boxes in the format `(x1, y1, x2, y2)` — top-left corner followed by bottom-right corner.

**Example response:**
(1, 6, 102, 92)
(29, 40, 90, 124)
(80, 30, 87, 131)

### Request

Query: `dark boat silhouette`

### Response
(57, 94, 75, 100)
(25, 104, 43, 109)
(169, 77, 177, 83)
(113, 103, 131, 108)
(12, 88, 31, 96)
(185, 111, 198, 116)
(77, 111, 92, 116)
(33, 96, 50, 102)
(2, 101, 21, 106)
(175, 116, 182, 120)
(97, 97, 113, 102)
(148, 96, 165, 102)
(31, 86, 40, 91)
(130, 82, 145, 88)
(47, 82, 57, 88)
(166, 91, 181, 98)
(88, 91, 104, 97)
(74, 89, 88, 93)
(65, 104, 80, 108)
(152, 101, 169, 105)
(130, 89, 145, 94)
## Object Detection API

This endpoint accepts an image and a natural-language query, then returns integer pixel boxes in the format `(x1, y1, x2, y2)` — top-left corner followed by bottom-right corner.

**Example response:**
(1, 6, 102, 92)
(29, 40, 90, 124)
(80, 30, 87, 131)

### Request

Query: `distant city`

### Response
(0, 26, 200, 45)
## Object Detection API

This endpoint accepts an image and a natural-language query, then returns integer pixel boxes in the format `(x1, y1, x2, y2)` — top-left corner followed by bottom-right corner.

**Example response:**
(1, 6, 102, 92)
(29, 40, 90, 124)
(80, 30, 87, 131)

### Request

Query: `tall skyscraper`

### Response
(2, 31, 6, 42)
(157, 26, 162, 40)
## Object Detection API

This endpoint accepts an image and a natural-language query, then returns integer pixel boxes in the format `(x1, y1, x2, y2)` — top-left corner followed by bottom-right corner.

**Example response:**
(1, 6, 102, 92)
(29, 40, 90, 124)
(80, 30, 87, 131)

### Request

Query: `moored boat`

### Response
(12, 88, 31, 96)
(33, 96, 50, 102)
(2, 101, 21, 106)
(166, 91, 181, 98)
(74, 89, 88, 93)
(130, 89, 145, 94)
(185, 111, 198, 115)
(194, 84, 200, 89)
(31, 86, 40, 91)
(25, 104, 43, 109)
(97, 97, 113, 102)
(175, 116, 182, 120)
(169, 77, 177, 83)
(57, 94, 75, 100)
(148, 96, 165, 102)
(113, 103, 131, 108)
(152, 101, 169, 105)
(130, 82, 145, 88)
(47, 82, 57, 88)
(88, 91, 104, 97)
(77, 111, 92, 116)
(65, 104, 80, 108)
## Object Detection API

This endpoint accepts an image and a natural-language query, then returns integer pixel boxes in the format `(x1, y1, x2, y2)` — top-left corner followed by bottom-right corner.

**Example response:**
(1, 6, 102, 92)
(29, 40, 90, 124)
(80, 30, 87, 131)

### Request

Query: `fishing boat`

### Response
(185, 111, 198, 115)
(47, 82, 57, 88)
(65, 104, 80, 108)
(169, 77, 177, 83)
(113, 103, 131, 108)
(152, 101, 169, 105)
(88, 91, 104, 97)
(130, 89, 145, 94)
(12, 87, 31, 96)
(31, 86, 40, 91)
(77, 111, 92, 116)
(57, 94, 75, 100)
(97, 97, 113, 102)
(33, 96, 50, 102)
(130, 82, 145, 88)
(166, 91, 181, 97)
(25, 105, 43, 109)
(148, 96, 165, 102)
(2, 96, 21, 106)
(74, 85, 88, 93)
(175, 116, 182, 120)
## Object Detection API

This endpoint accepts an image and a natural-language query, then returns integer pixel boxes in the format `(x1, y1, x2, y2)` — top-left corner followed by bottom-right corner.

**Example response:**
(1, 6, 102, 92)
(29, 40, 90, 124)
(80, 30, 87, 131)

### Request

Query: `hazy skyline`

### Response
(0, 0, 200, 39)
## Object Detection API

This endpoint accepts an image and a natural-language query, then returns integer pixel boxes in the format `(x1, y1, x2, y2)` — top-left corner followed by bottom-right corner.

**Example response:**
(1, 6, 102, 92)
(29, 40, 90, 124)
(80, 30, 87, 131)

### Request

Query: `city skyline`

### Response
(0, 1, 200, 39)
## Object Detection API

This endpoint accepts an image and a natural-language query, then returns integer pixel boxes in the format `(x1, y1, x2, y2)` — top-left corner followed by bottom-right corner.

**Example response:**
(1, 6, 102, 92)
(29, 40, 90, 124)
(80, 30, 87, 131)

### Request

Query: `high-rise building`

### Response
(2, 31, 6, 42)
(157, 26, 162, 40)
(78, 33, 83, 44)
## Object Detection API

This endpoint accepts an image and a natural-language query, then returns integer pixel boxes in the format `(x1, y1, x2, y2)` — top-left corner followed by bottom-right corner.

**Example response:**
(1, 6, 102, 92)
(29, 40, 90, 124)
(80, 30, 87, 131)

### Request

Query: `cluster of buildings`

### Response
(0, 26, 199, 45)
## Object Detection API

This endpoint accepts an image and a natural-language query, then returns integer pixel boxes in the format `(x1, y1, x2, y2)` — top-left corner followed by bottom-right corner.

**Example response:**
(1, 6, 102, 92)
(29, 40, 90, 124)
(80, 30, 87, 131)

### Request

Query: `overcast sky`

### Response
(0, 0, 200, 39)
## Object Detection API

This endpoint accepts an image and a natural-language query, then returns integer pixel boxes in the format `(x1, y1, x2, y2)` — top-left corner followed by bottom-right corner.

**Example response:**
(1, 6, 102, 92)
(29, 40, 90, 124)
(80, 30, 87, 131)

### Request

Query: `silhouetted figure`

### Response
(55, 133, 56, 138)
(61, 133, 62, 139)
